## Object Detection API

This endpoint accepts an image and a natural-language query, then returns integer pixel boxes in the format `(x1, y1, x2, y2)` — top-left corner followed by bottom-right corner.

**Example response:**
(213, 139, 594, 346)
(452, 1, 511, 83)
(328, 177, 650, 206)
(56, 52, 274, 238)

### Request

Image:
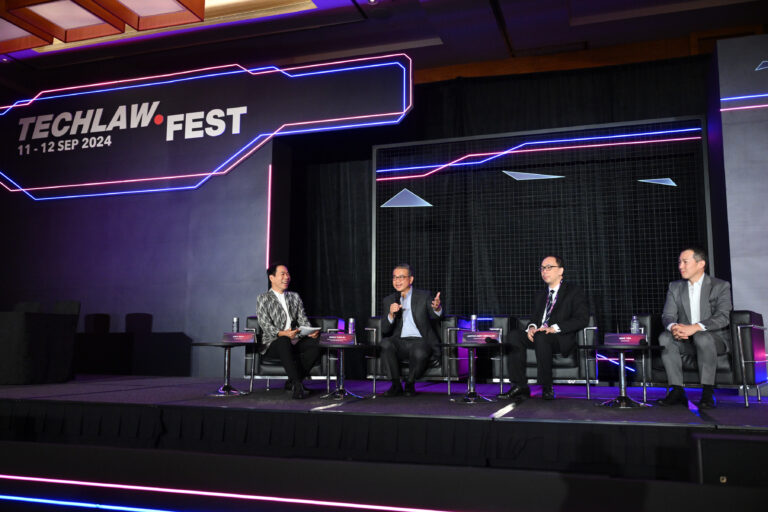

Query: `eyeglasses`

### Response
(539, 265, 560, 272)
(392, 275, 411, 281)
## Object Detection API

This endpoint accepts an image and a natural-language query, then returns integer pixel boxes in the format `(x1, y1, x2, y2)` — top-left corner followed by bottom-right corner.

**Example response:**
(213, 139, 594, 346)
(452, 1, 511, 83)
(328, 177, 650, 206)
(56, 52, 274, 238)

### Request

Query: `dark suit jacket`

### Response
(661, 274, 732, 350)
(382, 288, 442, 357)
(529, 281, 589, 356)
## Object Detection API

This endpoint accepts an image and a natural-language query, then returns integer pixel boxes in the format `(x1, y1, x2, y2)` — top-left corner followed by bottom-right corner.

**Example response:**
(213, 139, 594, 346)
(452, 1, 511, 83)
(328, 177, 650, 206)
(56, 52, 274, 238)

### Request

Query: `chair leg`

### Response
(249, 353, 255, 394)
(266, 378, 271, 391)
(583, 348, 591, 400)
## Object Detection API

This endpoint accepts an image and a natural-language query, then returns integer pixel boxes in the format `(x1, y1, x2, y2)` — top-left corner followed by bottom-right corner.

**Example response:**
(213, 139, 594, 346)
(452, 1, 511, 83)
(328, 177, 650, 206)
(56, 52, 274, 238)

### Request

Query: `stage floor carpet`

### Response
(0, 377, 767, 512)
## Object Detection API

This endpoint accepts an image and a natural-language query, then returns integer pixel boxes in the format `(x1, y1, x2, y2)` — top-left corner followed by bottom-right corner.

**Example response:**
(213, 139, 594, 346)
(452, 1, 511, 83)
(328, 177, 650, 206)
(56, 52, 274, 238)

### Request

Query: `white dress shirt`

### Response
(528, 282, 561, 333)
(271, 289, 292, 330)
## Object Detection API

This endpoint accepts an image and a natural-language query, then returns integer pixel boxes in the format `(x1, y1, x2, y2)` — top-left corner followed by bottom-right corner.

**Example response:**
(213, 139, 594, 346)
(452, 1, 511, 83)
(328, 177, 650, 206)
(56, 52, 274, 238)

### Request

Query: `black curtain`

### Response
(280, 55, 712, 332)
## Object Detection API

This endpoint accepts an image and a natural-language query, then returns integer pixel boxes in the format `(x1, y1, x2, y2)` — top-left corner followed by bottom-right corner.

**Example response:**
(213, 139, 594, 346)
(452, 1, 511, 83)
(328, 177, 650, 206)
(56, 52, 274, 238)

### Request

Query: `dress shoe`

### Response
(541, 386, 555, 400)
(382, 382, 403, 397)
(285, 381, 308, 394)
(403, 381, 417, 397)
(656, 386, 687, 406)
(291, 384, 306, 399)
(496, 385, 531, 401)
(697, 390, 716, 409)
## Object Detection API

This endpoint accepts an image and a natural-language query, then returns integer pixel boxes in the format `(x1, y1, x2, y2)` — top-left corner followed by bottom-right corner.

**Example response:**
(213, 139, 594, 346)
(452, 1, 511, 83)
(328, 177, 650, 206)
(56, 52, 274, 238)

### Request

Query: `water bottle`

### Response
(470, 314, 477, 332)
(232, 316, 239, 333)
(348, 318, 355, 334)
(630, 315, 639, 334)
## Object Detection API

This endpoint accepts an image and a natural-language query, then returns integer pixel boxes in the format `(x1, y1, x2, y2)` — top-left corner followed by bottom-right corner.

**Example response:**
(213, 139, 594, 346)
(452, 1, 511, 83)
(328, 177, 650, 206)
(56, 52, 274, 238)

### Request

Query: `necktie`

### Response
(543, 289, 555, 327)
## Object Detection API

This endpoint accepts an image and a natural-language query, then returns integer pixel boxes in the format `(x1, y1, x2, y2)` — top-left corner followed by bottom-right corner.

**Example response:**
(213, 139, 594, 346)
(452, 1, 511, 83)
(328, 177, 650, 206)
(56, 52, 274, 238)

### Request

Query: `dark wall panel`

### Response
(0, 148, 270, 377)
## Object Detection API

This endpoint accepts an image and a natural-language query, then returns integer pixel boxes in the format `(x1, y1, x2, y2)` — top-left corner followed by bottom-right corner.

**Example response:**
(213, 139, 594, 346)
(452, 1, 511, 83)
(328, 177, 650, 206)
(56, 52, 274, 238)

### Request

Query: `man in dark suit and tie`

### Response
(498, 255, 589, 401)
(656, 247, 732, 409)
(380, 263, 443, 397)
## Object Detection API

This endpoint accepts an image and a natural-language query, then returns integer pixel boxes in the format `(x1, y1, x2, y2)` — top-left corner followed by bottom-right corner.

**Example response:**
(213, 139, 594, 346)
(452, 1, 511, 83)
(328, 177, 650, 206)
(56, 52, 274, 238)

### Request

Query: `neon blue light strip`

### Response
(596, 353, 636, 372)
(376, 127, 702, 173)
(0, 494, 175, 512)
(720, 92, 768, 101)
(0, 171, 35, 200)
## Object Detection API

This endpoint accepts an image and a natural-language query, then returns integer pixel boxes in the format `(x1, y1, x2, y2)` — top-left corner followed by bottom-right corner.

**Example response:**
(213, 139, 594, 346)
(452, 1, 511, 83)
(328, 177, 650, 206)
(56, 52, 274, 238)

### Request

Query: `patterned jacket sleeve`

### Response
(256, 293, 280, 344)
(294, 293, 310, 327)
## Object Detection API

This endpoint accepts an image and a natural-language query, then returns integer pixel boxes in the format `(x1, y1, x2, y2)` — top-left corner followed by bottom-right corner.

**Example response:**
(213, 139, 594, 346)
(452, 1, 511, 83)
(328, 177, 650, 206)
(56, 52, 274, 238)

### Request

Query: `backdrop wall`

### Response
(715, 35, 768, 318)
(284, 56, 719, 345)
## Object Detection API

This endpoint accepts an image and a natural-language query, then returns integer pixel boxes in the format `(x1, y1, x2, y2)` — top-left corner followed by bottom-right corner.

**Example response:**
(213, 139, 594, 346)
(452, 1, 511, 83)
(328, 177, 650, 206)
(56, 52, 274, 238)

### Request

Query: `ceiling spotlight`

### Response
(366, 0, 380, 5)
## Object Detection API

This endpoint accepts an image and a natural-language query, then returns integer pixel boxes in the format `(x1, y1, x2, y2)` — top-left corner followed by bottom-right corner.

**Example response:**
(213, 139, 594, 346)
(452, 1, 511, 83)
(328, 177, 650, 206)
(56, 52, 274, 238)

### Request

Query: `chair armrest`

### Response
(363, 327, 378, 345)
(736, 324, 767, 364)
(445, 327, 470, 346)
(580, 326, 598, 347)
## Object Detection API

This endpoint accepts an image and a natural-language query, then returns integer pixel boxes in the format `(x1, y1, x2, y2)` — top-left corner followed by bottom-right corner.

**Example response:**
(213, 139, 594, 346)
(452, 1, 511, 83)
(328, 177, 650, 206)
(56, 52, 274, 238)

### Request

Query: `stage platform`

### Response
(1, 377, 767, 512)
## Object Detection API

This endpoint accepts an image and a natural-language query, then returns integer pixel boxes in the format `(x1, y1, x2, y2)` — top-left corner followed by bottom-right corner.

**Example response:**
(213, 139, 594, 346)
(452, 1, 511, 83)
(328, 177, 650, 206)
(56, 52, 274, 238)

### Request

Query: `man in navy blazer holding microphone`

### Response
(380, 263, 443, 397)
(498, 255, 589, 401)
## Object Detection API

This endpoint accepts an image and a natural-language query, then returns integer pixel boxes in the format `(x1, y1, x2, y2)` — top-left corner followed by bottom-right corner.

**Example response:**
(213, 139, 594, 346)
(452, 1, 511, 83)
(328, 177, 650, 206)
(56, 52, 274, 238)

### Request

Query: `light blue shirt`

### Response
(399, 288, 422, 338)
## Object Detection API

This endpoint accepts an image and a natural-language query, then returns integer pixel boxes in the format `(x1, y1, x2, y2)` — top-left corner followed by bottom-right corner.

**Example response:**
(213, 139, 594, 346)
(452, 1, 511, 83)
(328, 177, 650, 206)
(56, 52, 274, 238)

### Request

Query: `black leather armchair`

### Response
(243, 315, 338, 392)
(638, 310, 766, 407)
(491, 315, 598, 394)
(731, 310, 766, 407)
(362, 315, 461, 395)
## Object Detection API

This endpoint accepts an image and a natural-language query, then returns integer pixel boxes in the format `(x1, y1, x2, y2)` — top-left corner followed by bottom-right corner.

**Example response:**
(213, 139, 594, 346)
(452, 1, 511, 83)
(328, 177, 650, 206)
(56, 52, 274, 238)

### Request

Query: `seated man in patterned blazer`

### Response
(256, 263, 320, 399)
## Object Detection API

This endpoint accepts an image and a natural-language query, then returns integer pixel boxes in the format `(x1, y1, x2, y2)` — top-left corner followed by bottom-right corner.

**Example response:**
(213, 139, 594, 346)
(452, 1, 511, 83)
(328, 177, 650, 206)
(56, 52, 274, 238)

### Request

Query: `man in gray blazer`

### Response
(657, 247, 732, 409)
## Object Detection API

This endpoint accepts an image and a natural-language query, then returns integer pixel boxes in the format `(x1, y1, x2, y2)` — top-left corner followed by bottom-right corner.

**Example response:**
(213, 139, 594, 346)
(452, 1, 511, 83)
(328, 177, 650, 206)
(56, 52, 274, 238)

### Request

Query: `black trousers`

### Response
(264, 336, 321, 383)
(380, 336, 430, 382)
(504, 329, 569, 387)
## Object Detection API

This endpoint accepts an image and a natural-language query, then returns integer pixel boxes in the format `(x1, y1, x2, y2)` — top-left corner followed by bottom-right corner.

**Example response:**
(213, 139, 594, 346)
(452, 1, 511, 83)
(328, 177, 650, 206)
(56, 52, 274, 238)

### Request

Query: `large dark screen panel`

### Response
(374, 119, 708, 331)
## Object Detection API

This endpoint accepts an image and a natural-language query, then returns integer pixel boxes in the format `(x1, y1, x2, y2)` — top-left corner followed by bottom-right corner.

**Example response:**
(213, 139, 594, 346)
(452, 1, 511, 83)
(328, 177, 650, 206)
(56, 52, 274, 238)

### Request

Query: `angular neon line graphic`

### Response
(503, 171, 564, 181)
(756, 61, 768, 71)
(0, 54, 413, 201)
(381, 188, 432, 207)
(375, 131, 702, 182)
(0, 473, 458, 512)
(638, 178, 677, 187)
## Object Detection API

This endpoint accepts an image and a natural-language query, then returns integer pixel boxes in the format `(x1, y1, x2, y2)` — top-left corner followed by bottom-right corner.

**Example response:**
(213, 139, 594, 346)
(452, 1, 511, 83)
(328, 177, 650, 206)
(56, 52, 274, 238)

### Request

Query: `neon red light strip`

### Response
(266, 164, 272, 269)
(720, 103, 768, 112)
(376, 136, 702, 182)
(0, 474, 455, 512)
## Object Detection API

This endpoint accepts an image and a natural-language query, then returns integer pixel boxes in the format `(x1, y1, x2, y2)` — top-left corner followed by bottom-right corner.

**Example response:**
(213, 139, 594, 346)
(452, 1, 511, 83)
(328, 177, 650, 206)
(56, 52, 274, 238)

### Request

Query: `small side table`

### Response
(595, 340, 650, 408)
(444, 341, 499, 403)
(319, 341, 361, 399)
(193, 341, 251, 396)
